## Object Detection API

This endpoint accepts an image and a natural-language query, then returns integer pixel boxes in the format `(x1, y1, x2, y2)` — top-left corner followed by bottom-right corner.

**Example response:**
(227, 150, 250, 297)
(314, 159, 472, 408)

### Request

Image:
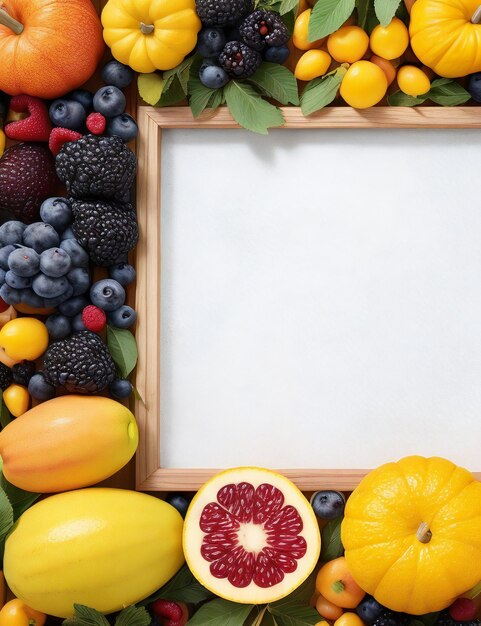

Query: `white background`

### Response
(160, 128, 481, 471)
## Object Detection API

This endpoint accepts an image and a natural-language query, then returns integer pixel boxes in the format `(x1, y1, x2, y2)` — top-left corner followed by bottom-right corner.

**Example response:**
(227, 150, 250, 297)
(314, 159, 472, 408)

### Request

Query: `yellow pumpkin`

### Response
(341, 456, 481, 615)
(410, 0, 481, 78)
(101, 0, 201, 73)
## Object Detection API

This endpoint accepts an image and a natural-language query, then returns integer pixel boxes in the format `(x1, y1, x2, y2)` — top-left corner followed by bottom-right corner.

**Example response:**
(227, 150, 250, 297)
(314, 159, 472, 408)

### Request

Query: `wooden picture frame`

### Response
(134, 105, 481, 492)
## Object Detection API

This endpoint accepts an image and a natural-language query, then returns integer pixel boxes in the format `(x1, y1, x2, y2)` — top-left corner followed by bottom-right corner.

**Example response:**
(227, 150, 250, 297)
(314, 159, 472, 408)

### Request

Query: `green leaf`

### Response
(158, 76, 187, 107)
(248, 63, 299, 105)
(374, 0, 401, 26)
(320, 517, 344, 562)
(132, 385, 145, 405)
(138, 73, 165, 106)
(300, 66, 347, 116)
(207, 88, 225, 110)
(466, 580, 481, 599)
(106, 326, 138, 378)
(356, 0, 373, 29)
(274, 572, 317, 607)
(0, 395, 12, 429)
(279, 0, 299, 15)
(140, 565, 214, 605)
(62, 604, 110, 626)
(164, 56, 196, 95)
(224, 81, 284, 134)
(428, 78, 471, 106)
(387, 90, 428, 106)
(268, 603, 323, 626)
(189, 75, 220, 118)
(188, 599, 254, 626)
(308, 0, 355, 41)
(115, 605, 151, 626)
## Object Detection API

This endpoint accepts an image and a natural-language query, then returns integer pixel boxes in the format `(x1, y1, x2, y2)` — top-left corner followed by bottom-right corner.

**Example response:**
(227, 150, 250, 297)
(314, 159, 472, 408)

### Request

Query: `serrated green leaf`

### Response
(249, 63, 299, 105)
(428, 78, 471, 106)
(164, 56, 196, 95)
(269, 603, 323, 626)
(189, 74, 220, 118)
(106, 326, 138, 379)
(279, 0, 299, 14)
(374, 0, 401, 26)
(140, 565, 214, 605)
(62, 605, 110, 626)
(308, 0, 355, 41)
(300, 66, 346, 116)
(188, 599, 254, 626)
(158, 76, 188, 107)
(387, 90, 428, 106)
(224, 81, 284, 134)
(138, 73, 165, 106)
(115, 605, 151, 626)
(320, 517, 344, 562)
(207, 88, 225, 109)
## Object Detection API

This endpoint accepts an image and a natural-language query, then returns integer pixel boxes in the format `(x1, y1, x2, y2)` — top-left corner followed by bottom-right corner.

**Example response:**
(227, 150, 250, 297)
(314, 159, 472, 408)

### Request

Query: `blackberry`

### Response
(71, 199, 138, 266)
(436, 612, 480, 626)
(219, 41, 262, 78)
(43, 330, 116, 394)
(55, 135, 136, 203)
(195, 0, 253, 27)
(240, 10, 289, 51)
(372, 610, 410, 626)
(0, 363, 12, 391)
(12, 361, 36, 387)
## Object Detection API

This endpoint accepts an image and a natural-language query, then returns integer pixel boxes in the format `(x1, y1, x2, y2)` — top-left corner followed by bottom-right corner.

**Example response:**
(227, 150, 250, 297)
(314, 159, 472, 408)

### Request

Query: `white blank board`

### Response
(160, 128, 481, 471)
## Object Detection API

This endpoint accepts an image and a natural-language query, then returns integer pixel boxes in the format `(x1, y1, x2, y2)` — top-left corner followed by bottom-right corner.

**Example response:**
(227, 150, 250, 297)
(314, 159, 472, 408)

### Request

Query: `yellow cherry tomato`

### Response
(340, 60, 388, 108)
(327, 26, 369, 63)
(0, 599, 46, 626)
(0, 318, 48, 362)
(295, 50, 332, 81)
(316, 594, 344, 621)
(370, 17, 409, 60)
(397, 65, 431, 96)
(3, 385, 30, 418)
(293, 9, 324, 50)
(370, 55, 397, 85)
(334, 613, 365, 626)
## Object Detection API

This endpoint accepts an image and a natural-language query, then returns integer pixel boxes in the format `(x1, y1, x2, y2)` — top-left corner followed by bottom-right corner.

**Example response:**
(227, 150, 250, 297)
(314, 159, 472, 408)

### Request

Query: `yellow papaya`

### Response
(0, 396, 138, 493)
(4, 488, 185, 617)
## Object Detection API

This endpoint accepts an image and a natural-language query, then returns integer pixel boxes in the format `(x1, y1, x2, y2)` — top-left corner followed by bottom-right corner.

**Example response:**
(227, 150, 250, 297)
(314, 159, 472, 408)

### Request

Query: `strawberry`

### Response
(5, 95, 52, 142)
(86, 112, 106, 135)
(81, 305, 107, 333)
(49, 127, 82, 157)
(151, 600, 189, 626)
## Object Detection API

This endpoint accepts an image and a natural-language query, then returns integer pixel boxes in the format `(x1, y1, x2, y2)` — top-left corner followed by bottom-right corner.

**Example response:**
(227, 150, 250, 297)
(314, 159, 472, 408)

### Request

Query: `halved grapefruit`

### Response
(183, 467, 321, 604)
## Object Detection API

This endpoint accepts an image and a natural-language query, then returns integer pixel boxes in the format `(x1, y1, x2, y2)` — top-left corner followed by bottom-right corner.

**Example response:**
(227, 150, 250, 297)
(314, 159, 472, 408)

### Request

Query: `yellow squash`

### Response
(410, 0, 481, 78)
(101, 0, 201, 73)
(4, 488, 185, 617)
(341, 456, 481, 615)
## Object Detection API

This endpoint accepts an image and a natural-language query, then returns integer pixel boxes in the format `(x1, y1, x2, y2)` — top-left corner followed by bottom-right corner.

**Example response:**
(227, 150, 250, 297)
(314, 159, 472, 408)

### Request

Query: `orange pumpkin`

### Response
(0, 0, 104, 98)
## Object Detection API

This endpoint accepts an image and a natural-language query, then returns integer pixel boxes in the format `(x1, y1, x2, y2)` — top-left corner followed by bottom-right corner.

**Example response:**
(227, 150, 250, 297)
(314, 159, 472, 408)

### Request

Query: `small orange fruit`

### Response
(295, 50, 331, 81)
(397, 65, 431, 96)
(293, 9, 324, 50)
(315, 556, 366, 609)
(327, 26, 369, 63)
(340, 60, 388, 108)
(3, 384, 30, 417)
(370, 55, 397, 85)
(370, 17, 409, 60)
(316, 594, 344, 620)
(334, 613, 365, 626)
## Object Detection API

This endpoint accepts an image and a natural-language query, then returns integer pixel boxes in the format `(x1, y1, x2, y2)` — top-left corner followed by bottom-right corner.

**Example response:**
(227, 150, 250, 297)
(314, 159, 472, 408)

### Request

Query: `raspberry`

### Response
(5, 95, 52, 142)
(49, 128, 82, 157)
(86, 112, 107, 135)
(81, 305, 107, 333)
(151, 600, 189, 626)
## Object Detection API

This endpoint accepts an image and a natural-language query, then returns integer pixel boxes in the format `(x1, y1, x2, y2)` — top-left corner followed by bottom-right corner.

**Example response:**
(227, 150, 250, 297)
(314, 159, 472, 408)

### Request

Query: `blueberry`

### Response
(107, 305, 137, 329)
(0, 284, 21, 305)
(108, 263, 136, 286)
(199, 63, 230, 89)
(166, 493, 192, 518)
(5, 271, 32, 289)
(61, 227, 76, 241)
(59, 239, 89, 268)
(21, 289, 46, 309)
(66, 89, 94, 112)
(468, 72, 481, 103)
(0, 269, 5, 284)
(93, 86, 126, 118)
(40, 248, 72, 277)
(72, 312, 86, 332)
(101, 60, 134, 89)
(109, 378, 133, 399)
(28, 373, 56, 401)
(67, 267, 91, 296)
(32, 274, 70, 299)
(46, 314, 72, 340)
(310, 490, 345, 520)
(23, 223, 60, 254)
(263, 45, 290, 64)
(90, 279, 125, 311)
(7, 247, 40, 277)
(106, 114, 138, 142)
(0, 221, 26, 245)
(40, 197, 72, 233)
(58, 295, 89, 317)
(0, 246, 15, 270)
(356, 597, 386, 625)
(49, 99, 87, 131)
(43, 284, 74, 308)
(197, 28, 226, 58)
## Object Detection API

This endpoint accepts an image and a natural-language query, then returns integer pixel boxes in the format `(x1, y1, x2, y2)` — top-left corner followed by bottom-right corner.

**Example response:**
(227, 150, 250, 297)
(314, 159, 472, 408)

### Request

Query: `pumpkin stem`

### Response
(331, 580, 346, 594)
(140, 22, 155, 35)
(416, 522, 432, 544)
(471, 6, 481, 23)
(0, 8, 23, 34)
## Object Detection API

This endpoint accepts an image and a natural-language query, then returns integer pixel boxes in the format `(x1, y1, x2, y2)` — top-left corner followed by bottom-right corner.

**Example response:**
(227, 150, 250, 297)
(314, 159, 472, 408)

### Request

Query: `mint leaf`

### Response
(374, 0, 401, 26)
(139, 564, 214, 605)
(300, 66, 346, 116)
(268, 603, 322, 626)
(224, 81, 284, 134)
(280, 0, 299, 14)
(308, 0, 355, 41)
(249, 63, 299, 105)
(62, 605, 109, 626)
(188, 599, 254, 626)
(106, 326, 138, 378)
(320, 517, 344, 562)
(428, 78, 471, 105)
(138, 73, 164, 106)
(115, 606, 151, 626)
(387, 90, 428, 106)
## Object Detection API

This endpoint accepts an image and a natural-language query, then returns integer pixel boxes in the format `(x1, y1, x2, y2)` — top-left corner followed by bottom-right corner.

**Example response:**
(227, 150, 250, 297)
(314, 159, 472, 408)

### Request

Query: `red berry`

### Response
(0, 298, 9, 313)
(5, 95, 52, 142)
(151, 600, 189, 626)
(81, 305, 107, 333)
(449, 598, 478, 622)
(49, 127, 82, 156)
(86, 112, 106, 135)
